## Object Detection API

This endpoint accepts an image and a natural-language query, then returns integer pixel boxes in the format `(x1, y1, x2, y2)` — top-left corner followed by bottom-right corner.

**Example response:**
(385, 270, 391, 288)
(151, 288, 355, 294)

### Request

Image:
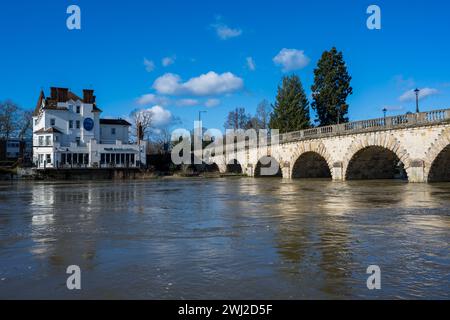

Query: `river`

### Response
(0, 178, 449, 299)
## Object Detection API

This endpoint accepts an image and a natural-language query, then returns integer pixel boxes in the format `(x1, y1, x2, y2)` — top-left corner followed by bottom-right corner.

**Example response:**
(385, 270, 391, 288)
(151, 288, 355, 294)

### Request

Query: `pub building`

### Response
(32, 87, 146, 169)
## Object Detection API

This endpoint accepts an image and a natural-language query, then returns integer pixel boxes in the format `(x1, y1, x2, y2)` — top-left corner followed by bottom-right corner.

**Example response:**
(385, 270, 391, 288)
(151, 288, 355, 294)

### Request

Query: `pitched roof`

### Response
(100, 119, 131, 126)
(33, 90, 45, 116)
(34, 127, 63, 134)
(34, 87, 104, 117)
(67, 91, 82, 102)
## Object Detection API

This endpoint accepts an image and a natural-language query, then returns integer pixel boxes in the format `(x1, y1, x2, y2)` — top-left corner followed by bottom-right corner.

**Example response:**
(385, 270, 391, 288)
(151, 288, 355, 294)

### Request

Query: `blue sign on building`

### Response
(83, 118, 94, 131)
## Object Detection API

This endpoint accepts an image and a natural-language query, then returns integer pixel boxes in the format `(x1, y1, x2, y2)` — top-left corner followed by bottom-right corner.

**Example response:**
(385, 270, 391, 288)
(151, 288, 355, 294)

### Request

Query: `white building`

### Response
(32, 87, 146, 169)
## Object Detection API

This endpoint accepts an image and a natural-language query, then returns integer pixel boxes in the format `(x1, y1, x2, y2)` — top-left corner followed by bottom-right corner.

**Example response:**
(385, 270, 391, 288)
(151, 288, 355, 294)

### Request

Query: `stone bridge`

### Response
(209, 109, 450, 183)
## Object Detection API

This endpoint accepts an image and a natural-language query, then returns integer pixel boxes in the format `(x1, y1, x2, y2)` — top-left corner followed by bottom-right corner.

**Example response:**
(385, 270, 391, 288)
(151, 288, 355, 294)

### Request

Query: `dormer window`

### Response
(50, 118, 56, 126)
(69, 104, 74, 111)
(76, 106, 80, 114)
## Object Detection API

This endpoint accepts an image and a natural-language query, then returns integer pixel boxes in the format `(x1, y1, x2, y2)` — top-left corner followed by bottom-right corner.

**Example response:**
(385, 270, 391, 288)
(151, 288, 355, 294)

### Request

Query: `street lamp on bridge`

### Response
(414, 88, 420, 113)
(382, 108, 387, 125)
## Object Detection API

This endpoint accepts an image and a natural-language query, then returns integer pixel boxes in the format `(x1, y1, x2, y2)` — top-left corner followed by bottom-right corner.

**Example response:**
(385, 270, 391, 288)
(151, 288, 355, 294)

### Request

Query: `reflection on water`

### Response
(0, 179, 449, 299)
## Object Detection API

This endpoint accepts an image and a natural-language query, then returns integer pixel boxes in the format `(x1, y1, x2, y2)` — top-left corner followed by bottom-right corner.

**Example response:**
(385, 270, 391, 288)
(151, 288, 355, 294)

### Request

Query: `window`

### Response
(46, 154, 51, 164)
(69, 104, 74, 111)
(101, 153, 106, 164)
(111, 128, 116, 135)
(50, 118, 55, 126)
(38, 136, 44, 146)
(76, 106, 80, 114)
(76, 121, 80, 129)
(45, 136, 51, 146)
(54, 135, 59, 142)
(76, 137, 80, 146)
(34, 119, 38, 126)
(69, 120, 73, 129)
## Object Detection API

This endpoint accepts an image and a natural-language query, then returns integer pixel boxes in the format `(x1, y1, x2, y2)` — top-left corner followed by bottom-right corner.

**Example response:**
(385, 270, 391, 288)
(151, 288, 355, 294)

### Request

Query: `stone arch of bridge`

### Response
(254, 156, 283, 178)
(343, 134, 412, 181)
(424, 129, 450, 182)
(288, 142, 334, 179)
(226, 159, 244, 174)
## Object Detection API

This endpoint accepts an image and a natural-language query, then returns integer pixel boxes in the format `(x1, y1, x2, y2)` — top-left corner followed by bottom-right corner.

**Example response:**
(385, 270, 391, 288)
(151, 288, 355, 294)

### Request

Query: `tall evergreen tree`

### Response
(311, 47, 353, 126)
(269, 75, 310, 133)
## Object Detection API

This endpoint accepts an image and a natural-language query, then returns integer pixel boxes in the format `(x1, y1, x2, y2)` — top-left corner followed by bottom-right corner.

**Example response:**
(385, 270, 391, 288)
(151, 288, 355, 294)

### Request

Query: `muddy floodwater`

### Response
(0, 179, 449, 299)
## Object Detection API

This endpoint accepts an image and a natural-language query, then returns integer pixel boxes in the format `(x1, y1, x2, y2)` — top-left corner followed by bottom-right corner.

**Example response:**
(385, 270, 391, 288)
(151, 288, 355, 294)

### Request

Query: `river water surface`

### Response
(0, 179, 449, 299)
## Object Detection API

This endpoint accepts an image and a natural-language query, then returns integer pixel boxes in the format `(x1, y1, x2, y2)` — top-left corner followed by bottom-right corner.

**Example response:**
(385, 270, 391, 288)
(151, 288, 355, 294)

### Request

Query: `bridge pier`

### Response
(331, 162, 344, 181)
(281, 166, 290, 179)
(407, 160, 427, 183)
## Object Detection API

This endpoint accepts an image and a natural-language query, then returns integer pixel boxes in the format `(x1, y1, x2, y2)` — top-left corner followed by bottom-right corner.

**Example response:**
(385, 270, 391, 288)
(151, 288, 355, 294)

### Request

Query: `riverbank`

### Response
(0, 167, 245, 181)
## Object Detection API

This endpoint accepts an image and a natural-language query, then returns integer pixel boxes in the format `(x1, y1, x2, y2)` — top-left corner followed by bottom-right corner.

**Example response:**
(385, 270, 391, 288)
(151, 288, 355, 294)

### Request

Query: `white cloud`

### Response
(152, 71, 244, 96)
(273, 48, 310, 72)
(176, 98, 199, 107)
(148, 105, 173, 127)
(246, 57, 256, 71)
(212, 23, 242, 40)
(205, 99, 220, 108)
(162, 56, 175, 67)
(136, 94, 168, 106)
(144, 58, 155, 72)
(399, 88, 439, 102)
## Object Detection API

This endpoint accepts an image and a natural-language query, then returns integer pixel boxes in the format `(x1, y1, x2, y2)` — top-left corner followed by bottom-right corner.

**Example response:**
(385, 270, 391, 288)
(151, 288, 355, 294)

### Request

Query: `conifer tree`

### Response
(311, 47, 353, 126)
(269, 75, 310, 133)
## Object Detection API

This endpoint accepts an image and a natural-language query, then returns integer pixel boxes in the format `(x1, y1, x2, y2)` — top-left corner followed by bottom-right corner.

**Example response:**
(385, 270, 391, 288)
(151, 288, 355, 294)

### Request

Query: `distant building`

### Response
(32, 87, 146, 169)
(0, 138, 31, 163)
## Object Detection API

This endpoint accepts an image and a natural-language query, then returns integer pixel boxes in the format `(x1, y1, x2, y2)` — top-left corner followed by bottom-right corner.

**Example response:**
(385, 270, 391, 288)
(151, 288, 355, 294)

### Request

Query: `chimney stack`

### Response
(50, 87, 57, 99)
(83, 89, 95, 103)
(50, 87, 68, 102)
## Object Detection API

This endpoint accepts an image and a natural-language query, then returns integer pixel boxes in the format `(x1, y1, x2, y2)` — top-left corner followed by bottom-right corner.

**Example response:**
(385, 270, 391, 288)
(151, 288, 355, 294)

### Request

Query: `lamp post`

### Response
(198, 110, 207, 138)
(414, 88, 420, 113)
(382, 107, 387, 125)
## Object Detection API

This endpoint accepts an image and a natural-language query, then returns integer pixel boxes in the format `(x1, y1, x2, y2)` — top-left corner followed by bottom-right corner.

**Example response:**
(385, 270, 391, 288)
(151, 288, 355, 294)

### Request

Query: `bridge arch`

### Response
(343, 134, 412, 181)
(289, 142, 334, 179)
(424, 130, 450, 182)
(255, 156, 282, 177)
(206, 163, 221, 173)
(226, 159, 243, 174)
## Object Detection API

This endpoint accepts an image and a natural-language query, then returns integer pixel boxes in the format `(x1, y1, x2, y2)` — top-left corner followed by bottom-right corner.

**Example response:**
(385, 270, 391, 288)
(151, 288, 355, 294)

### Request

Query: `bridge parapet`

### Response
(278, 108, 450, 144)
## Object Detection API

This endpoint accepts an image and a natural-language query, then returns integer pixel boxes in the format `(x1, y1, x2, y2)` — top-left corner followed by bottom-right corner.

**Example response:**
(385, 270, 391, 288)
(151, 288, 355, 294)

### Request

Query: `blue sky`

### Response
(0, 0, 449, 130)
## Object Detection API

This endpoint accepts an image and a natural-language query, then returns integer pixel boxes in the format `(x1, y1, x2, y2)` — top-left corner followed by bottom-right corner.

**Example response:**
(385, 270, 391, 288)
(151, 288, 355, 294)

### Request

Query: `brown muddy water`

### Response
(0, 178, 449, 299)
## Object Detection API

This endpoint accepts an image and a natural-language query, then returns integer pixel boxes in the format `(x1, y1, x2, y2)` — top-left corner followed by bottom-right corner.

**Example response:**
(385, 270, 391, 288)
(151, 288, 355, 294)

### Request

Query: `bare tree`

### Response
(18, 110, 33, 140)
(224, 107, 251, 130)
(149, 127, 173, 154)
(256, 99, 271, 129)
(0, 100, 20, 139)
(130, 108, 153, 141)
